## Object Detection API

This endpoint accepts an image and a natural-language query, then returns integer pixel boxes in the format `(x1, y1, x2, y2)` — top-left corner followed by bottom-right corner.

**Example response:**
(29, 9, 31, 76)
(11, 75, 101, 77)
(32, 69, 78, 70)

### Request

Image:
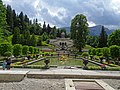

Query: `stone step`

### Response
(0, 70, 28, 82)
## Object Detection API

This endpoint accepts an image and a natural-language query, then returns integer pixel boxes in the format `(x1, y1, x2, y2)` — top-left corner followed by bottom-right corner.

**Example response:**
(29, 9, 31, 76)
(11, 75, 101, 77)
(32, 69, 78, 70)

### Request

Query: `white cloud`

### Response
(2, 0, 120, 29)
(88, 21, 96, 27)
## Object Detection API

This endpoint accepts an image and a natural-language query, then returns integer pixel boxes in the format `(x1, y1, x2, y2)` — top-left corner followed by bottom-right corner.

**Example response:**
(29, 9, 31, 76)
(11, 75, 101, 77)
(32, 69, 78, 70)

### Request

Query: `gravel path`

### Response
(103, 79, 120, 90)
(0, 78, 65, 90)
(0, 78, 120, 90)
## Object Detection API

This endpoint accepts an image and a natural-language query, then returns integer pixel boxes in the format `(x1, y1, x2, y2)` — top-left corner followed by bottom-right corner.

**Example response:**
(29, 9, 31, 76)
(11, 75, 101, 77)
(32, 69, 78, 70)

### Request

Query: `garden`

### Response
(0, 41, 120, 71)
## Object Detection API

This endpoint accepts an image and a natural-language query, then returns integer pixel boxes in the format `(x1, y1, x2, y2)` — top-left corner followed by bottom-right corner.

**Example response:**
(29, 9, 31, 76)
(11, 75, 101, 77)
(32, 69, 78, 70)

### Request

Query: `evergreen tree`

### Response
(35, 18, 38, 24)
(19, 12, 24, 33)
(0, 0, 9, 37)
(50, 26, 57, 39)
(12, 27, 21, 44)
(22, 30, 30, 45)
(43, 21, 46, 33)
(24, 14, 29, 24)
(13, 10, 17, 29)
(46, 24, 51, 34)
(6, 5, 13, 33)
(36, 23, 42, 35)
(0, 0, 7, 29)
(57, 29, 61, 38)
(70, 14, 89, 52)
(98, 26, 108, 47)
(30, 34, 37, 47)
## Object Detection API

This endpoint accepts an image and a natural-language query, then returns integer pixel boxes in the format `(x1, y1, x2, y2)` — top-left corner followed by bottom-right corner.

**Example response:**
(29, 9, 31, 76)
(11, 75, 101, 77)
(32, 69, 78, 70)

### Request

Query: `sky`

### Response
(2, 0, 120, 29)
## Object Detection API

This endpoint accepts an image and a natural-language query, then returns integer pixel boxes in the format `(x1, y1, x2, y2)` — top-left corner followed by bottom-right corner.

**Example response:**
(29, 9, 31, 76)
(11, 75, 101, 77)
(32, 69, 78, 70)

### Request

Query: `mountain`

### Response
(89, 25, 114, 36)
(62, 25, 115, 36)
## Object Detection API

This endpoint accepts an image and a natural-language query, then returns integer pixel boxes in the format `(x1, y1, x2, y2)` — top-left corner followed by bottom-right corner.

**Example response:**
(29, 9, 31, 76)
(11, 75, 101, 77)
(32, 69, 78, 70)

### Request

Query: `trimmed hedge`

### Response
(0, 42, 12, 56)
(13, 44, 22, 57)
(22, 46, 29, 55)
(88, 66, 120, 71)
(29, 46, 34, 54)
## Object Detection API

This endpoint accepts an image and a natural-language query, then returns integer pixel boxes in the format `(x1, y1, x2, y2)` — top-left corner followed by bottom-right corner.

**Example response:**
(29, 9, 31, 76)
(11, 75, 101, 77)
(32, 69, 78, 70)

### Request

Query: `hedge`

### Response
(0, 42, 12, 56)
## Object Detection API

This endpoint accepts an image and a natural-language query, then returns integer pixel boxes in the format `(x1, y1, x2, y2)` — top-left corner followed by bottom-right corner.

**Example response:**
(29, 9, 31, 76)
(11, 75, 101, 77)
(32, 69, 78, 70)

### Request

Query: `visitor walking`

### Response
(2, 60, 6, 70)
(6, 58, 11, 70)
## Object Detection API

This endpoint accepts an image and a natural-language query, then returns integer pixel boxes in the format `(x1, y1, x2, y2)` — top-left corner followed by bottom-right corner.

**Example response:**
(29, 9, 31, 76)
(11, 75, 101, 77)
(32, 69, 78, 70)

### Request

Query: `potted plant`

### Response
(82, 58, 88, 69)
(44, 59, 50, 69)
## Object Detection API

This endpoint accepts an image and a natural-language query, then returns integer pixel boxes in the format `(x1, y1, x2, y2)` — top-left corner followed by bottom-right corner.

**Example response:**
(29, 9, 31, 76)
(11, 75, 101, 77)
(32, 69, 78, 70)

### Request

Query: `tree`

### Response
(56, 29, 61, 38)
(108, 30, 120, 46)
(102, 47, 110, 58)
(89, 48, 96, 56)
(6, 5, 13, 33)
(12, 27, 21, 44)
(29, 46, 34, 54)
(98, 26, 108, 47)
(0, 0, 9, 37)
(70, 14, 89, 52)
(110, 45, 120, 60)
(0, 42, 12, 56)
(30, 34, 37, 47)
(46, 24, 51, 34)
(12, 10, 17, 28)
(86, 36, 99, 47)
(37, 36, 42, 46)
(50, 26, 57, 39)
(19, 12, 24, 33)
(0, 0, 7, 29)
(96, 48, 103, 56)
(43, 21, 46, 33)
(41, 32, 48, 41)
(0, 28, 3, 42)
(24, 14, 29, 24)
(102, 47, 110, 63)
(13, 44, 22, 57)
(22, 45, 29, 55)
(22, 30, 30, 45)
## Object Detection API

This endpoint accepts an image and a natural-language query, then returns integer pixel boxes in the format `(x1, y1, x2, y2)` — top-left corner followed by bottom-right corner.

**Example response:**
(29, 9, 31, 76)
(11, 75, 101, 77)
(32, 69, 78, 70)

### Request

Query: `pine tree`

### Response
(46, 24, 51, 34)
(98, 26, 108, 47)
(6, 5, 13, 33)
(24, 14, 29, 24)
(13, 10, 17, 29)
(19, 12, 24, 33)
(43, 21, 46, 33)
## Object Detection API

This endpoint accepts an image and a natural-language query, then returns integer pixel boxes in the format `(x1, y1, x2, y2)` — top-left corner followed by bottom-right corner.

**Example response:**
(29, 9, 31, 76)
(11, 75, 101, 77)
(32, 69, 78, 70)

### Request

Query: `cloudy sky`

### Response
(2, 0, 120, 29)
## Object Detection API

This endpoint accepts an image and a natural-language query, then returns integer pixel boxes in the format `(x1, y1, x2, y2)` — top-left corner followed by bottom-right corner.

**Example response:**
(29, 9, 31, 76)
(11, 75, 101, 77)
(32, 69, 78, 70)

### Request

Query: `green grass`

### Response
(83, 45, 93, 49)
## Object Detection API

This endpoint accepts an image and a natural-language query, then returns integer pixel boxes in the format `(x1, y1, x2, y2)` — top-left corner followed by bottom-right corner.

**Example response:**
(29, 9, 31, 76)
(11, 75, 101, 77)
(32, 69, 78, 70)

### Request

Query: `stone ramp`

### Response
(0, 70, 29, 82)
(27, 69, 120, 79)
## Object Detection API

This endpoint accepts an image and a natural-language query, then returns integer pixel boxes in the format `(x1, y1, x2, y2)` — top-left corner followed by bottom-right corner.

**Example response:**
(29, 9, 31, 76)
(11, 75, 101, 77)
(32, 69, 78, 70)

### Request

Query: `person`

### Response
(6, 58, 11, 70)
(2, 60, 6, 70)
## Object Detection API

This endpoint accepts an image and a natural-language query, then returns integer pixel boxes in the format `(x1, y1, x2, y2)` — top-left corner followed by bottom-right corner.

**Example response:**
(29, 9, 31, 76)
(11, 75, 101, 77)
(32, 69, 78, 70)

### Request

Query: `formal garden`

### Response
(0, 41, 120, 71)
